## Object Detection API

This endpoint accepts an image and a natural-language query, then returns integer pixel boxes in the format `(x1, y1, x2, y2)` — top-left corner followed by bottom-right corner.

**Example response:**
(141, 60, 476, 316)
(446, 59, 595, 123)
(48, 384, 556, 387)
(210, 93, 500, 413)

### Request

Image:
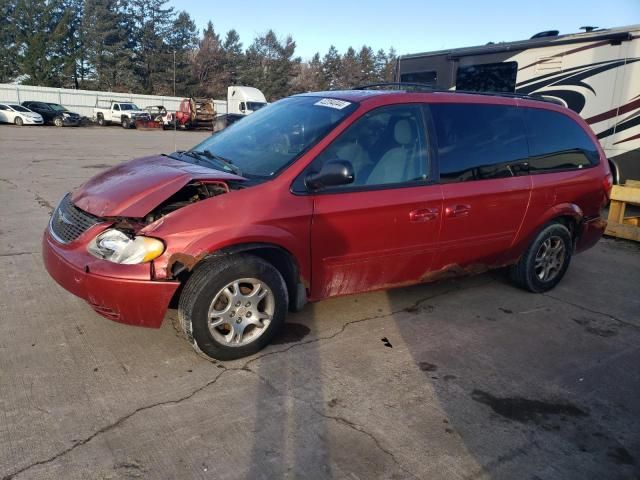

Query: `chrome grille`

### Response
(49, 193, 102, 244)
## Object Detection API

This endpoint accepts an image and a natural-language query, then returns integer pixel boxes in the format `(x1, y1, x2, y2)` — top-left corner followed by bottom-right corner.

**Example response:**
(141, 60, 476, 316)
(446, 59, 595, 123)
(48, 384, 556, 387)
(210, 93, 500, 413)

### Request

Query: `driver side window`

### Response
(312, 104, 429, 189)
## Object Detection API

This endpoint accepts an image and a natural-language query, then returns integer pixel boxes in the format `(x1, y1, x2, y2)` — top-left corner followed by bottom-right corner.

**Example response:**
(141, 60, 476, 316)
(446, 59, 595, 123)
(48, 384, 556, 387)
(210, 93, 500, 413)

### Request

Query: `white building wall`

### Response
(0, 84, 227, 118)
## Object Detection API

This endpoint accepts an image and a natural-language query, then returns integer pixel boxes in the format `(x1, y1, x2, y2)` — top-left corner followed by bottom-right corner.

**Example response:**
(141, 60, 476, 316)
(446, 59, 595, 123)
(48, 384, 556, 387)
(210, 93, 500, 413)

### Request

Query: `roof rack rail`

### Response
(451, 89, 558, 103)
(353, 82, 557, 104)
(353, 82, 436, 91)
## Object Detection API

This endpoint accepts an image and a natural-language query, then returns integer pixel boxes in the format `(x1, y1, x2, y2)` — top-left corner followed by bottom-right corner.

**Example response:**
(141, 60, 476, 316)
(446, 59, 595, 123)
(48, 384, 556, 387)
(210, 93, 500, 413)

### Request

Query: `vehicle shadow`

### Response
(383, 262, 640, 479)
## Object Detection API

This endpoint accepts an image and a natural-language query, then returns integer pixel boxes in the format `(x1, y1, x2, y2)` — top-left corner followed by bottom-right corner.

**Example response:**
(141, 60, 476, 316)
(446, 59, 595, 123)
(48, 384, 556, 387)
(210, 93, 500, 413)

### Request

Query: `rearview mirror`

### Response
(305, 160, 354, 191)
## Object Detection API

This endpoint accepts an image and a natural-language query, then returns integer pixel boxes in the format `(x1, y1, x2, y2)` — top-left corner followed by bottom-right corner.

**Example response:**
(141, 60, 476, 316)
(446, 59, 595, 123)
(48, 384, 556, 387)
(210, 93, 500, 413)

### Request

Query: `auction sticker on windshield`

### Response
(314, 98, 352, 109)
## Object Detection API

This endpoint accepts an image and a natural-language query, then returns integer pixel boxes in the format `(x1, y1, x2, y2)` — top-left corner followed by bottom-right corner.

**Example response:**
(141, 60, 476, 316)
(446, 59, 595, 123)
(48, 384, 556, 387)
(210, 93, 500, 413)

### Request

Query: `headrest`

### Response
(394, 119, 413, 145)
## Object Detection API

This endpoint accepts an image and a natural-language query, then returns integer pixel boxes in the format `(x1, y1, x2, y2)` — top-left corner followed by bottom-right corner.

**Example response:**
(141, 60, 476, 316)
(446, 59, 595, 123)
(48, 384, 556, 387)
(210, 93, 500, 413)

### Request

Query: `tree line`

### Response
(0, 0, 397, 101)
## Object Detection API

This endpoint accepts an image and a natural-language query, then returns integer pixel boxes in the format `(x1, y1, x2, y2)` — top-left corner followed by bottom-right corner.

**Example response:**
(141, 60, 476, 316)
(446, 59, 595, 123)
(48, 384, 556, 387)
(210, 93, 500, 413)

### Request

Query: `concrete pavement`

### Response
(1, 126, 639, 479)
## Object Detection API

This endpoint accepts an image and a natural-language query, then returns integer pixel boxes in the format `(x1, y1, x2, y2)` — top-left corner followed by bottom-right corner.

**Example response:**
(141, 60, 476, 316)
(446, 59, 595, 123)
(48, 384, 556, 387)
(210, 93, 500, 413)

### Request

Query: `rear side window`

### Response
(430, 103, 529, 182)
(455, 62, 518, 93)
(524, 108, 599, 172)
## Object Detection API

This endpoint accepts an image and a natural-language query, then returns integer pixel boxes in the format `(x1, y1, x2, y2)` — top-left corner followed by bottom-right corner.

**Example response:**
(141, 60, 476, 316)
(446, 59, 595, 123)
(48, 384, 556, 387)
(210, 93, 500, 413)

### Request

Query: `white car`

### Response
(0, 103, 44, 126)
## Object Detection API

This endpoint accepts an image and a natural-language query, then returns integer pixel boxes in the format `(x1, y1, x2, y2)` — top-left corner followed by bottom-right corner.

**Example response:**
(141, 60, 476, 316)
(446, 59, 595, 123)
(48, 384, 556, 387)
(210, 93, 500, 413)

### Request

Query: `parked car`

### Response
(0, 103, 43, 126)
(94, 101, 150, 128)
(42, 86, 612, 360)
(21, 101, 81, 127)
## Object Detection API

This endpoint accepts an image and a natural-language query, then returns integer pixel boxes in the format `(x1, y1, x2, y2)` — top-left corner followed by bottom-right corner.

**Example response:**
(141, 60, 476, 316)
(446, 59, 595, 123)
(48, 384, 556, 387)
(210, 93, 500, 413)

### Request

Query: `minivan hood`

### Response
(71, 155, 245, 217)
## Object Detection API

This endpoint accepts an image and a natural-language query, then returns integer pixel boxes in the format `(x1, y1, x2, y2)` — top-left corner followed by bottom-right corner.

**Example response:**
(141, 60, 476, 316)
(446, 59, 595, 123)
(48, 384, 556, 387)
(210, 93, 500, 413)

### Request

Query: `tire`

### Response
(14, 116, 23, 126)
(53, 116, 63, 127)
(178, 254, 288, 361)
(510, 222, 572, 293)
(121, 117, 131, 129)
(97, 115, 105, 126)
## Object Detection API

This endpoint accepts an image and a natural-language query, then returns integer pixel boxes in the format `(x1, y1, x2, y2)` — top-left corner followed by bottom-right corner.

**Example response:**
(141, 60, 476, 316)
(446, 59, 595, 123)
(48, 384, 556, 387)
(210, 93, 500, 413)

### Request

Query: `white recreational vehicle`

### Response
(396, 25, 640, 183)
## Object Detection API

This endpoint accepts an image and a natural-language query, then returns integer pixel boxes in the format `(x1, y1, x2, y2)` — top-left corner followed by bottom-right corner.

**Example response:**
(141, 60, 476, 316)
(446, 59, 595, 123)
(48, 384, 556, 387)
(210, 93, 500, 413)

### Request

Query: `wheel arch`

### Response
(514, 203, 583, 255)
(169, 242, 307, 312)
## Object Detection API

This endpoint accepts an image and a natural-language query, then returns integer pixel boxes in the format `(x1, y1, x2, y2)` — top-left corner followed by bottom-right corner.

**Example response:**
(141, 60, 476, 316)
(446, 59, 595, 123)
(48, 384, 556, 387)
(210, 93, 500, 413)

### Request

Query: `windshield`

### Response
(246, 102, 267, 112)
(188, 96, 357, 178)
(120, 104, 139, 111)
(48, 103, 67, 112)
(10, 105, 30, 112)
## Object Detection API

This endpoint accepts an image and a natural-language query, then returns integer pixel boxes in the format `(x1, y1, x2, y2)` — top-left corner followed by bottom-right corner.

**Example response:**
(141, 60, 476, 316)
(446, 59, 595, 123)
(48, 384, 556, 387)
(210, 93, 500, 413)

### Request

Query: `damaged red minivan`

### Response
(43, 87, 612, 360)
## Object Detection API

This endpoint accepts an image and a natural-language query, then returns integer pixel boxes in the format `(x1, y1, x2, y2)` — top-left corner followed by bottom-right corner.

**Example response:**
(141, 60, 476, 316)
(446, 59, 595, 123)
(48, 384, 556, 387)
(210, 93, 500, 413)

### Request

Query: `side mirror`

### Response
(305, 160, 355, 191)
(239, 103, 246, 113)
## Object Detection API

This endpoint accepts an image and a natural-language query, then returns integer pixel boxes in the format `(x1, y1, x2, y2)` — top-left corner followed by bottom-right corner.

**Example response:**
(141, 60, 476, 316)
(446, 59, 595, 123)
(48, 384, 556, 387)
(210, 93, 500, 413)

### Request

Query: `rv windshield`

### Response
(184, 96, 357, 178)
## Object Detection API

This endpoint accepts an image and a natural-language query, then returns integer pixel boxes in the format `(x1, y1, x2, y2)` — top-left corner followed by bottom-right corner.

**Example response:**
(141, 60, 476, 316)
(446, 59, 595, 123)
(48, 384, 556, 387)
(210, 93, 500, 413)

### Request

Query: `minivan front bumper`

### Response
(42, 229, 179, 328)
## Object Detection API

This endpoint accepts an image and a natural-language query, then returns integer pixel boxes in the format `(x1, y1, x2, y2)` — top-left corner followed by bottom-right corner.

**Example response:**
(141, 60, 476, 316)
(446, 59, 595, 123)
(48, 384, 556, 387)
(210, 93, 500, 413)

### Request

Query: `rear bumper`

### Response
(42, 230, 179, 328)
(575, 215, 606, 253)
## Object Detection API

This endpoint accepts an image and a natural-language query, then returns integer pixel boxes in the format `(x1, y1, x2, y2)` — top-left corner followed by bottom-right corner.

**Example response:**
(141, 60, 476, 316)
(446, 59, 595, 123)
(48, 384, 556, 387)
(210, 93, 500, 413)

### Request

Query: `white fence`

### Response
(0, 84, 227, 118)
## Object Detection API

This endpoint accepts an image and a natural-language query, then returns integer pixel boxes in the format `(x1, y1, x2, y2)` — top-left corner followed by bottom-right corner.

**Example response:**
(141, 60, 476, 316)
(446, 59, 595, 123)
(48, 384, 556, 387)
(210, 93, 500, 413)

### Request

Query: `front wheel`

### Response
(510, 222, 572, 293)
(14, 116, 23, 126)
(54, 116, 64, 127)
(178, 254, 288, 360)
(121, 117, 131, 129)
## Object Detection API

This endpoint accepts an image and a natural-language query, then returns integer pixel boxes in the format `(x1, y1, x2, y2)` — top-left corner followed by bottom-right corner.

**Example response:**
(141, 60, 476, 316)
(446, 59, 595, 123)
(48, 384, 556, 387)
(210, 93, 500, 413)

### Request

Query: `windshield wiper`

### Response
(190, 150, 242, 176)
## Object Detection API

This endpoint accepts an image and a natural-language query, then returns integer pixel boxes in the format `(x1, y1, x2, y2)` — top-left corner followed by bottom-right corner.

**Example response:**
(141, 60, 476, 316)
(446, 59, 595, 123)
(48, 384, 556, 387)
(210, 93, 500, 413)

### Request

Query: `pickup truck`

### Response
(94, 101, 151, 128)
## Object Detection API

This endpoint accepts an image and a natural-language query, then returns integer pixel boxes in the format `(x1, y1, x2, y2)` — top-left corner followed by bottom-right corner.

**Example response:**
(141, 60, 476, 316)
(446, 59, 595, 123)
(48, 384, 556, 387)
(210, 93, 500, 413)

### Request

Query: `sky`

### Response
(168, 0, 640, 60)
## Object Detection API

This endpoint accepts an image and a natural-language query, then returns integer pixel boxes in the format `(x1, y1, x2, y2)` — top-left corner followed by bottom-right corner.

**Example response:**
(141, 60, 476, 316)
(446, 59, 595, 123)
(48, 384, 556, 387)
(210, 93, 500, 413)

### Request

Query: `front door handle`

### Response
(445, 204, 471, 218)
(409, 208, 439, 222)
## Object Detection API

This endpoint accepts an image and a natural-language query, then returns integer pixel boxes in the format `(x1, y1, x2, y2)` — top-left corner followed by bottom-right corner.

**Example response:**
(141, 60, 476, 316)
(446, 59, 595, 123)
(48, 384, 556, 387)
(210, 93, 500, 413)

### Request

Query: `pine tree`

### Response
(374, 49, 388, 82)
(192, 21, 225, 97)
(222, 29, 243, 87)
(82, 0, 132, 91)
(357, 46, 376, 85)
(0, 0, 19, 83)
(166, 10, 197, 96)
(340, 47, 359, 88)
(128, 0, 175, 94)
(322, 45, 341, 90)
(243, 30, 300, 101)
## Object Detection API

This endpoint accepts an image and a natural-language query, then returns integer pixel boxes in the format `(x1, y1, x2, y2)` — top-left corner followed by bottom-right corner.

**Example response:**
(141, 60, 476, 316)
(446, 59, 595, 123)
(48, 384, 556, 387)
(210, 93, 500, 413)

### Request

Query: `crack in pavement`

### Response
(244, 282, 480, 369)
(3, 284, 477, 479)
(2, 368, 237, 480)
(0, 177, 54, 215)
(8, 276, 614, 479)
(542, 293, 640, 330)
(0, 252, 36, 258)
(239, 367, 421, 479)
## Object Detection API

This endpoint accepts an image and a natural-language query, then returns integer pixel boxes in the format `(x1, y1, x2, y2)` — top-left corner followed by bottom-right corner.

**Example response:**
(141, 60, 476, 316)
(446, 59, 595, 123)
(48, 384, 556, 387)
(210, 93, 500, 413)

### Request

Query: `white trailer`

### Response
(396, 25, 640, 183)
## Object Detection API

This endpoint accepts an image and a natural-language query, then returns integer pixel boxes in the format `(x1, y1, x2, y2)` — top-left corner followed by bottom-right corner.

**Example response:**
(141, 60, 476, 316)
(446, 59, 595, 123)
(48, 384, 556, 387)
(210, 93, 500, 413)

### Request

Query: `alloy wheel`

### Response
(534, 236, 565, 282)
(207, 278, 274, 347)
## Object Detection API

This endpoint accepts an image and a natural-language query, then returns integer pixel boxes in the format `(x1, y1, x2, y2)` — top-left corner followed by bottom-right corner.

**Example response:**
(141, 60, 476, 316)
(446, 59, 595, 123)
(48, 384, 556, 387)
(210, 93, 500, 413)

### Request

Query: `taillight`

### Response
(603, 173, 613, 200)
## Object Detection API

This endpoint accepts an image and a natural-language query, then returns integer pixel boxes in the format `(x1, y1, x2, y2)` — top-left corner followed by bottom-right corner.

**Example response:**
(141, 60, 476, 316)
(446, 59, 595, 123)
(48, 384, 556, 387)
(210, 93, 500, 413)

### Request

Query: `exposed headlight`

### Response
(87, 229, 165, 264)
(62, 112, 70, 117)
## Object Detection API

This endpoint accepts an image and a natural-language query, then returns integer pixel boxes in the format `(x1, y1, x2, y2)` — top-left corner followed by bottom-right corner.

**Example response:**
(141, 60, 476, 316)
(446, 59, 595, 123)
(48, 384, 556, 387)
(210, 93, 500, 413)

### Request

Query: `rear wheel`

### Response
(97, 114, 105, 126)
(178, 254, 288, 360)
(54, 116, 63, 127)
(14, 116, 23, 126)
(510, 222, 572, 293)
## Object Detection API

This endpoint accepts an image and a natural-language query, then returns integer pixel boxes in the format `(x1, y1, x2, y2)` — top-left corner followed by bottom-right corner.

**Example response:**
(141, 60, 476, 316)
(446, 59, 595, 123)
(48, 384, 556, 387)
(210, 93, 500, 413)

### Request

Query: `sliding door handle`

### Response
(409, 208, 439, 222)
(445, 204, 471, 218)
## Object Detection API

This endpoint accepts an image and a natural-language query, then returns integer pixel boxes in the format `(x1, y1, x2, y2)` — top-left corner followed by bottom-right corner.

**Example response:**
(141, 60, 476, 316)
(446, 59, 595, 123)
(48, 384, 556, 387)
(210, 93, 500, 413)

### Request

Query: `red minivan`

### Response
(42, 87, 612, 360)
